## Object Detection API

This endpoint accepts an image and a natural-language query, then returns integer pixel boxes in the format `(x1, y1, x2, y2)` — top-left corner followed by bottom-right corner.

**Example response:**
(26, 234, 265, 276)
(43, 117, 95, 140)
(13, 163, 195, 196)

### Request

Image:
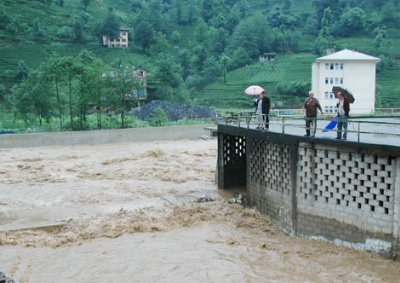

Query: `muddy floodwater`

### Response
(0, 138, 399, 282)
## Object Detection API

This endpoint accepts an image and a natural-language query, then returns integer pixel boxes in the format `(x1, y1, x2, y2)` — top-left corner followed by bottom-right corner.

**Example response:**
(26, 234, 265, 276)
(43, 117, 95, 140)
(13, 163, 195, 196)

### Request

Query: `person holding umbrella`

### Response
(253, 90, 271, 130)
(335, 91, 350, 140)
(302, 91, 323, 137)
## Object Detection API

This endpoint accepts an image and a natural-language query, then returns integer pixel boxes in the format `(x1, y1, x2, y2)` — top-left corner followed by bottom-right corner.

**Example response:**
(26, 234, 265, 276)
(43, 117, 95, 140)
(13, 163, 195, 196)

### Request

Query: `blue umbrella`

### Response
(322, 115, 338, 132)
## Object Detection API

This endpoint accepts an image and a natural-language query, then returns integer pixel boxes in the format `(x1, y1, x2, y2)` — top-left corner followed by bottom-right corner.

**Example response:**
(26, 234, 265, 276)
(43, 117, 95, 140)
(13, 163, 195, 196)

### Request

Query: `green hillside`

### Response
(1, 0, 399, 117)
(195, 53, 316, 109)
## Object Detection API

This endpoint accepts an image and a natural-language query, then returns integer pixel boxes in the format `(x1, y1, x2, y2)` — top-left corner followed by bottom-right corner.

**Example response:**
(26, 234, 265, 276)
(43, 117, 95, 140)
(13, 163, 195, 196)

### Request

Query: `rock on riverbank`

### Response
(130, 100, 216, 121)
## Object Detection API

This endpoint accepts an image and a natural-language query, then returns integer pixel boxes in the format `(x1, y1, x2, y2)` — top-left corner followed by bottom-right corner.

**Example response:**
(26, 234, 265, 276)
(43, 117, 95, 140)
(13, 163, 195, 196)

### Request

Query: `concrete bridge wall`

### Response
(0, 125, 212, 148)
(217, 124, 400, 259)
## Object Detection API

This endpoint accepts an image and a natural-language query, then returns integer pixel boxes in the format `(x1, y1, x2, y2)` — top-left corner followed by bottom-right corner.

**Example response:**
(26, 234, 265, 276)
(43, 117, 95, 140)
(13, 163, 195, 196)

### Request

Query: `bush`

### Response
(148, 107, 168, 127)
(276, 81, 311, 97)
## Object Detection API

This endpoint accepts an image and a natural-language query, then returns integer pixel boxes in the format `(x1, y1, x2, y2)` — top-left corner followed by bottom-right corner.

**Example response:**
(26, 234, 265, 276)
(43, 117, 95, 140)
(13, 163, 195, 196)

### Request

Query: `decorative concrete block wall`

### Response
(247, 137, 297, 235)
(296, 143, 398, 257)
(217, 124, 400, 259)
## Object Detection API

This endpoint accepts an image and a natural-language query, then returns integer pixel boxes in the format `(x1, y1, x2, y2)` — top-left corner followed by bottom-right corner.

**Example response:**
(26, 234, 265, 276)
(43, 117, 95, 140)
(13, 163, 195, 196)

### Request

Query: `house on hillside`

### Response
(101, 66, 147, 108)
(311, 49, 380, 114)
(102, 28, 129, 48)
(259, 52, 276, 62)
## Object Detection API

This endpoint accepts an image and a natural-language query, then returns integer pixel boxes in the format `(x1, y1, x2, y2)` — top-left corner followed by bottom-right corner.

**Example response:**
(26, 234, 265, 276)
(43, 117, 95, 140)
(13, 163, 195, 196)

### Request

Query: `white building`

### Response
(312, 49, 380, 114)
(102, 28, 129, 48)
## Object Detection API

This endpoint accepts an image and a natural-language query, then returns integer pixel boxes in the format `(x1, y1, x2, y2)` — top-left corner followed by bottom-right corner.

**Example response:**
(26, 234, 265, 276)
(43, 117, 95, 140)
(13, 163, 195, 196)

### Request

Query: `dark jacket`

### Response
(303, 97, 322, 117)
(254, 97, 271, 114)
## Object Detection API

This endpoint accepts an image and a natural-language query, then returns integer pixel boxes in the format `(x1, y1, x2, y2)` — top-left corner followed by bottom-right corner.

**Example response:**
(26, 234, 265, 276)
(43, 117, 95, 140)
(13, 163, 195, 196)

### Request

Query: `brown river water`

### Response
(0, 139, 399, 282)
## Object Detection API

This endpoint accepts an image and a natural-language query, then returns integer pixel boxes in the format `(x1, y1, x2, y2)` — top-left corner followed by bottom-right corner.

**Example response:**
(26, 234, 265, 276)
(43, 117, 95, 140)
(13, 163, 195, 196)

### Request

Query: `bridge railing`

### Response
(215, 110, 400, 143)
(279, 116, 400, 143)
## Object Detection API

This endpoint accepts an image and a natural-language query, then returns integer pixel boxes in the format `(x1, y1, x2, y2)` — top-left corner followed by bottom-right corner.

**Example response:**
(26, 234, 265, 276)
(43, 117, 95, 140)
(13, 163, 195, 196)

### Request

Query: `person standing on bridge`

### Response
(303, 91, 323, 137)
(336, 91, 350, 140)
(254, 90, 271, 130)
(254, 92, 264, 129)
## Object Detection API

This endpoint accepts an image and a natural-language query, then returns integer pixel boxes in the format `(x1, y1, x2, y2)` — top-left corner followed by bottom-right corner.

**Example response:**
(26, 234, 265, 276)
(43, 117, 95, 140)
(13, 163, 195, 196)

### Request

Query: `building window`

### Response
(335, 78, 338, 84)
(330, 78, 333, 84)
(325, 106, 337, 113)
(325, 92, 329, 99)
(122, 39, 126, 42)
(330, 92, 334, 99)
(325, 63, 329, 70)
(340, 63, 344, 70)
(335, 63, 339, 69)
(330, 63, 334, 70)
(340, 78, 344, 84)
(325, 78, 329, 84)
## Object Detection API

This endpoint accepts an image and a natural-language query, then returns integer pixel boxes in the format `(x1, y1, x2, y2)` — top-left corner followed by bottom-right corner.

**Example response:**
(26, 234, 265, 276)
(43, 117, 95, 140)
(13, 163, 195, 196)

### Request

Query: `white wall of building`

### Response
(312, 49, 380, 114)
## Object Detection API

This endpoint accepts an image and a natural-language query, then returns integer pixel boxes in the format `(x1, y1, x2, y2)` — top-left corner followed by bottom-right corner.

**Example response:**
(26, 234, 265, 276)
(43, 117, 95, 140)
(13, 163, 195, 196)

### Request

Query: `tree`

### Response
(373, 27, 387, 49)
(0, 12, 11, 29)
(81, 0, 92, 11)
(210, 27, 228, 55)
(232, 15, 271, 59)
(150, 32, 171, 55)
(276, 81, 311, 97)
(332, 7, 366, 36)
(311, 0, 346, 29)
(106, 66, 141, 128)
(148, 107, 168, 127)
(193, 19, 210, 49)
(220, 55, 231, 83)
(60, 56, 84, 130)
(9, 68, 53, 129)
(42, 55, 67, 130)
(314, 8, 333, 55)
(134, 21, 155, 52)
(230, 47, 251, 69)
(189, 45, 208, 74)
(44, 0, 53, 8)
(176, 0, 182, 24)
(73, 21, 85, 44)
(303, 15, 319, 36)
(187, 1, 195, 24)
(224, 5, 241, 34)
(10, 82, 34, 129)
(76, 50, 105, 130)
(0, 84, 6, 102)
(94, 13, 120, 42)
(26, 69, 53, 127)
(14, 61, 29, 81)
(155, 54, 183, 100)
(30, 18, 46, 43)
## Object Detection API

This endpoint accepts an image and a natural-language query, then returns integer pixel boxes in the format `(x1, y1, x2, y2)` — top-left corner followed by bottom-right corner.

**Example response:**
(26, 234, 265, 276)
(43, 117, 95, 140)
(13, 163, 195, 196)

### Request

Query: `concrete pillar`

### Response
(392, 156, 400, 259)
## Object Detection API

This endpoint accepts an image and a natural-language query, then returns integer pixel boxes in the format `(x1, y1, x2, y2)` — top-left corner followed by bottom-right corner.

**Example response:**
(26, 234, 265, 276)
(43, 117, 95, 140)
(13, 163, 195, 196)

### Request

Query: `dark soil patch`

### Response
(130, 100, 216, 121)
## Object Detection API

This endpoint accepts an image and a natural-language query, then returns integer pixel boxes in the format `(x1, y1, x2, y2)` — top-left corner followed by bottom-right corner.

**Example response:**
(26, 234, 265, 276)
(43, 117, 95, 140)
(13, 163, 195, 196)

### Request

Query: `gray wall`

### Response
(217, 124, 400, 259)
(0, 125, 213, 148)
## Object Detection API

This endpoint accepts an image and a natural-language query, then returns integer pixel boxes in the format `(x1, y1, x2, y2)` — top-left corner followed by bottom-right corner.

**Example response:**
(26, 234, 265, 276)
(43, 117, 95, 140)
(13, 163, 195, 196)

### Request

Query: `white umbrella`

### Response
(244, 85, 264, 96)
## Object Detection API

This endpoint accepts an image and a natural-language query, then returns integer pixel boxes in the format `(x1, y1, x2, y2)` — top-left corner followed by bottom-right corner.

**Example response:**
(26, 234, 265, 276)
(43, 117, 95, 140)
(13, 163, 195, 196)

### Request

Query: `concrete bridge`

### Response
(217, 119, 400, 259)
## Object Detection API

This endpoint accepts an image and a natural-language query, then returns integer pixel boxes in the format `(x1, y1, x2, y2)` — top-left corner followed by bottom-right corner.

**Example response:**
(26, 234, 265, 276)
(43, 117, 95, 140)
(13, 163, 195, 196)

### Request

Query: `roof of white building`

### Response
(316, 49, 380, 62)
